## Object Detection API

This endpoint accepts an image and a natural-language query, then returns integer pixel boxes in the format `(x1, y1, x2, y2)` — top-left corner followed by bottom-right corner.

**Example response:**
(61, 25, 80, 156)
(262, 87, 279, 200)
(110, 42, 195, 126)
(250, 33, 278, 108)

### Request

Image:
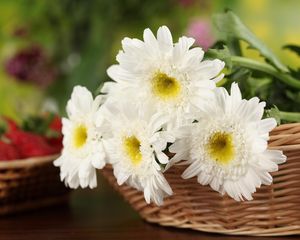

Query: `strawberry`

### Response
(0, 116, 19, 137)
(46, 137, 63, 154)
(0, 141, 20, 160)
(46, 116, 63, 153)
(6, 130, 57, 158)
(46, 135, 63, 153)
(3, 117, 19, 132)
(49, 115, 62, 132)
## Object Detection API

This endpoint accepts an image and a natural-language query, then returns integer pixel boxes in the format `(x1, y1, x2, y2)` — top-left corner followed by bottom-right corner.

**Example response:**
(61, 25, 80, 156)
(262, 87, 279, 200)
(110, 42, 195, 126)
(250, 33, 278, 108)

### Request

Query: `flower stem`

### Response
(279, 111, 300, 122)
(231, 56, 300, 89)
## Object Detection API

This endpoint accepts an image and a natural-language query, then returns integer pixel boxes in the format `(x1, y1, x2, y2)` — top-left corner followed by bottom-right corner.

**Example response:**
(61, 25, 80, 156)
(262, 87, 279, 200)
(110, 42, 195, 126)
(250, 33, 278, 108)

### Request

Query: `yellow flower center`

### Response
(123, 135, 142, 165)
(207, 132, 235, 165)
(73, 125, 88, 149)
(152, 72, 181, 100)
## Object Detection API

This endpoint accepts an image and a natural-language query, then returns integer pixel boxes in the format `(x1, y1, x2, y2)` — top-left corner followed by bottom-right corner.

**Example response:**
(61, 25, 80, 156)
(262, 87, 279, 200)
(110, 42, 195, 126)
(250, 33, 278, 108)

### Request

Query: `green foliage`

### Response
(265, 106, 281, 125)
(22, 113, 59, 137)
(283, 44, 300, 57)
(1, 3, 300, 123)
(13, 0, 184, 113)
(213, 11, 288, 72)
(207, 46, 232, 70)
(209, 10, 300, 123)
(22, 115, 51, 134)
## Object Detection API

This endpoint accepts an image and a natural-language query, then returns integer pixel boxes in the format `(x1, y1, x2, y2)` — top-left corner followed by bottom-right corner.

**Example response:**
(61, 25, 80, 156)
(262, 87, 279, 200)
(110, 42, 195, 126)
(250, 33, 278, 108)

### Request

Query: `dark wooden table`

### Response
(0, 175, 299, 240)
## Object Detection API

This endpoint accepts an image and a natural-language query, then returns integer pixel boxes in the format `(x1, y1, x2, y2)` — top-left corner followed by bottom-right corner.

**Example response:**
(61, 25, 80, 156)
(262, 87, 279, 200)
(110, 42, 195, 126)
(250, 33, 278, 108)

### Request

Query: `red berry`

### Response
(49, 116, 62, 132)
(7, 130, 57, 158)
(0, 116, 19, 138)
(46, 137, 63, 154)
(46, 116, 63, 153)
(0, 141, 20, 161)
(3, 117, 19, 132)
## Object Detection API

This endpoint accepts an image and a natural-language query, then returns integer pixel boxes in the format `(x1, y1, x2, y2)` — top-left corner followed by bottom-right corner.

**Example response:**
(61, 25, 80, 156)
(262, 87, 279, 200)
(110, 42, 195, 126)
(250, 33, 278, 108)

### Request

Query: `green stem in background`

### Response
(279, 111, 300, 122)
(227, 38, 242, 56)
(231, 56, 300, 89)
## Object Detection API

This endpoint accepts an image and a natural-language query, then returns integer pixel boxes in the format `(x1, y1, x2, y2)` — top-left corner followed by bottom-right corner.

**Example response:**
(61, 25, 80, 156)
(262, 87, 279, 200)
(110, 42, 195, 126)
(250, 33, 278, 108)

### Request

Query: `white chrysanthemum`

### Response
(103, 26, 224, 128)
(169, 83, 286, 201)
(102, 102, 174, 205)
(54, 86, 107, 189)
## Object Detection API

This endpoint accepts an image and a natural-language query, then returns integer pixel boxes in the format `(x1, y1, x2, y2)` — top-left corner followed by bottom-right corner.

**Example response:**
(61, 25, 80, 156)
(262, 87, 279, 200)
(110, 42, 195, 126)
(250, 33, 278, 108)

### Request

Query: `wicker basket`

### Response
(101, 123, 300, 236)
(0, 154, 69, 215)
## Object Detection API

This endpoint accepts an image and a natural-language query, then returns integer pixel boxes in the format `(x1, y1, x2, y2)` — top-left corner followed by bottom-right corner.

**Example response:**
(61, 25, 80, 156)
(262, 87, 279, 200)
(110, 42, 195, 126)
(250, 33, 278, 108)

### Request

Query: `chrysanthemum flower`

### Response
(102, 101, 174, 205)
(169, 83, 286, 201)
(54, 86, 107, 189)
(103, 26, 224, 128)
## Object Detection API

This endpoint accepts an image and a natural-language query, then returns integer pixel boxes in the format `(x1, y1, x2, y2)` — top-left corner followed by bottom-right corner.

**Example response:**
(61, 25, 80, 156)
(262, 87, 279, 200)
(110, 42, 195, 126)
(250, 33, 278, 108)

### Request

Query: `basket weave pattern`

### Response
(101, 123, 300, 236)
(0, 155, 69, 215)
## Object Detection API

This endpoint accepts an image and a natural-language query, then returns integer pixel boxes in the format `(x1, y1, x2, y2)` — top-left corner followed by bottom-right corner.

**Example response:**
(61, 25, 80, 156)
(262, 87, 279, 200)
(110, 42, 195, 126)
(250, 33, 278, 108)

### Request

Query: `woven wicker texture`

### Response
(0, 155, 69, 215)
(101, 123, 300, 236)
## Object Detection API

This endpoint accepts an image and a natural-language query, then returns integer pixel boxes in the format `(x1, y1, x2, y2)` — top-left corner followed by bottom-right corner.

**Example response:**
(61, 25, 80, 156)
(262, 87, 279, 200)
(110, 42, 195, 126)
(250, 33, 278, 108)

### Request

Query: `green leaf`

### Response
(230, 56, 300, 89)
(265, 105, 300, 123)
(22, 114, 55, 135)
(286, 90, 300, 104)
(265, 106, 281, 125)
(247, 77, 272, 100)
(228, 68, 251, 84)
(279, 111, 300, 123)
(207, 47, 300, 90)
(213, 11, 288, 72)
(206, 46, 232, 69)
(283, 44, 300, 57)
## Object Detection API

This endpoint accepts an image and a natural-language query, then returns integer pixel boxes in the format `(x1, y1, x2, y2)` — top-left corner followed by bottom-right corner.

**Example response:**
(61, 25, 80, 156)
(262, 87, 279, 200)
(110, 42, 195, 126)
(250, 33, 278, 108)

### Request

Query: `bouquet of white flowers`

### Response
(54, 11, 300, 236)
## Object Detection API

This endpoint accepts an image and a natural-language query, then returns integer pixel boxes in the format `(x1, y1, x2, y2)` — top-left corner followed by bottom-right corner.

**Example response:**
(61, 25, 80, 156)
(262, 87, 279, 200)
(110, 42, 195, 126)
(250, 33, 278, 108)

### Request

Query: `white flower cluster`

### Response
(54, 26, 286, 205)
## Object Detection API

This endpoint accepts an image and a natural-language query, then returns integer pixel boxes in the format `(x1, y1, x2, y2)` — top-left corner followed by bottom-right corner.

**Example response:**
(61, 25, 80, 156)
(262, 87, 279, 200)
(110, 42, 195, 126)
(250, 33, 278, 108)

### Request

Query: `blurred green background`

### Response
(1, 0, 300, 120)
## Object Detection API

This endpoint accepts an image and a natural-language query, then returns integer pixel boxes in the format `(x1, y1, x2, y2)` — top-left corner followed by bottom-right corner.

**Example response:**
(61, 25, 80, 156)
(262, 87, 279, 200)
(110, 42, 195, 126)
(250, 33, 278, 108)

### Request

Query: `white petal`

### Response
(156, 151, 169, 164)
(88, 170, 98, 188)
(252, 137, 268, 153)
(114, 168, 130, 185)
(259, 118, 277, 133)
(264, 149, 287, 164)
(230, 82, 242, 102)
(182, 47, 204, 68)
(101, 81, 116, 94)
(144, 186, 151, 204)
(172, 36, 195, 65)
(148, 112, 169, 133)
(197, 172, 212, 185)
(157, 26, 173, 52)
(67, 86, 94, 119)
(107, 65, 135, 83)
(91, 148, 106, 169)
(257, 157, 278, 172)
(182, 160, 201, 179)
(193, 59, 224, 80)
(143, 28, 159, 57)
(78, 160, 93, 180)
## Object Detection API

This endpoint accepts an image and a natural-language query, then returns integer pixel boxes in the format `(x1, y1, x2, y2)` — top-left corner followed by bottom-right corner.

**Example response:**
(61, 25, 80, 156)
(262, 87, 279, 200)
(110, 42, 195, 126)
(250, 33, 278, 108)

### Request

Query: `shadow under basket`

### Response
(0, 155, 69, 215)
(101, 123, 300, 236)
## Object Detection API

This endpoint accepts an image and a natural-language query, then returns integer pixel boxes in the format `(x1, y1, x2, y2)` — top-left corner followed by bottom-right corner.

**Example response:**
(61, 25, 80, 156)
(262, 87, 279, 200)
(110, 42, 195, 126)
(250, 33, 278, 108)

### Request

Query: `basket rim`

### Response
(0, 154, 60, 169)
(271, 122, 300, 131)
